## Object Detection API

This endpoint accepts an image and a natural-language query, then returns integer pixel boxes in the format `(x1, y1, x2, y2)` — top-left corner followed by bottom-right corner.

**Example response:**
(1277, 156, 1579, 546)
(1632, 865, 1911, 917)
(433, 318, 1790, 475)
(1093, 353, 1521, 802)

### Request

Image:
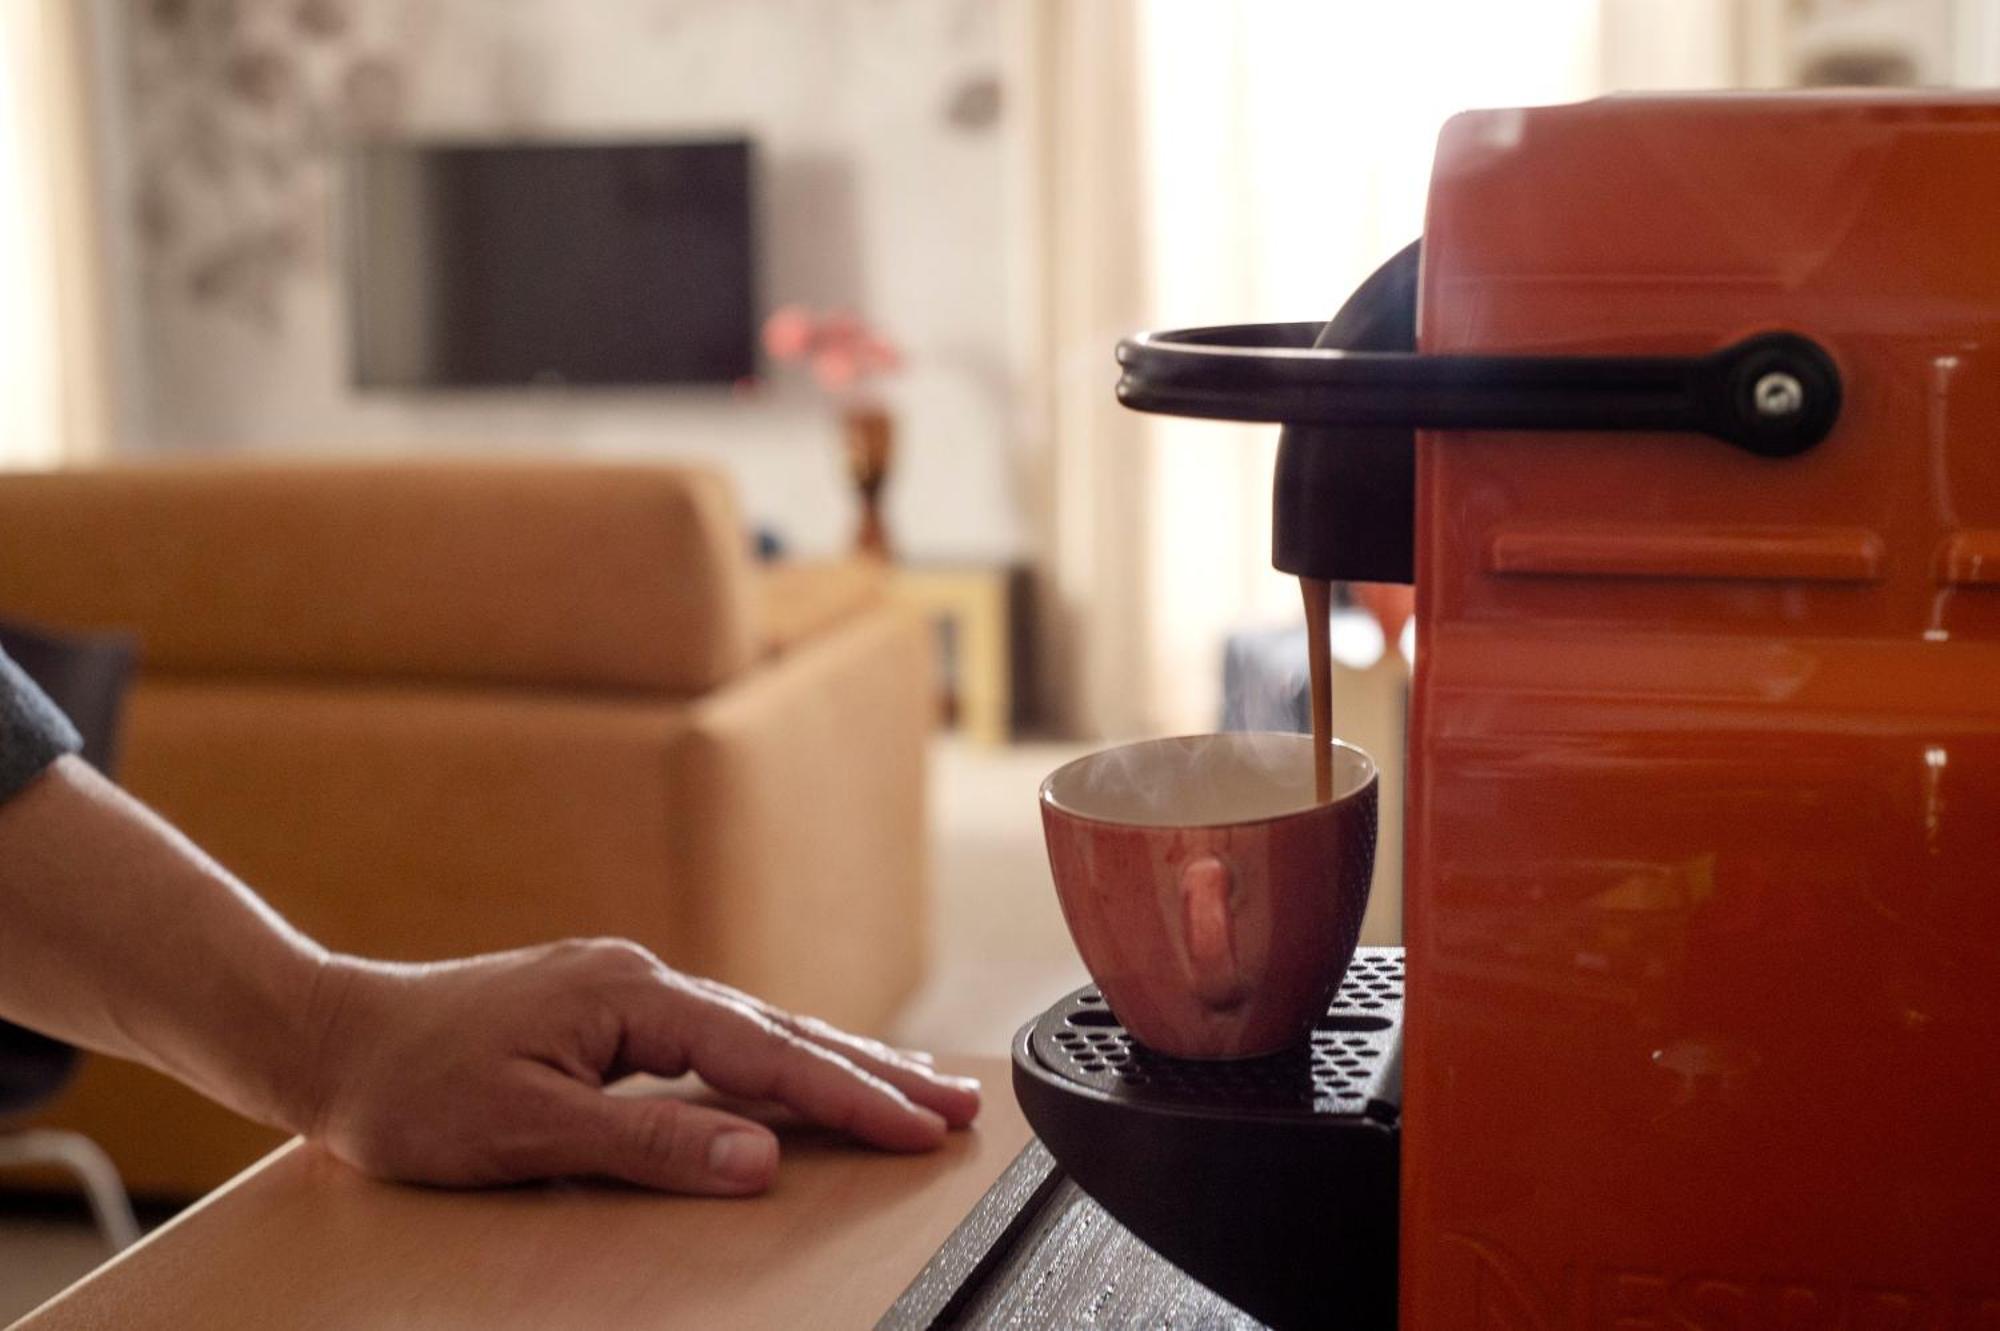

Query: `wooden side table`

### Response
(16, 1056, 1029, 1331)
(15, 1049, 1274, 1328)
(893, 566, 1018, 746)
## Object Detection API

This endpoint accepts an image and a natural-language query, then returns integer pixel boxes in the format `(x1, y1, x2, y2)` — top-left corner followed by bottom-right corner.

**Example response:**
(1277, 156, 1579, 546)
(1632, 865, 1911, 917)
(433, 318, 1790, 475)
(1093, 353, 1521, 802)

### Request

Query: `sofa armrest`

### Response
(753, 558, 891, 657)
(669, 602, 933, 1024)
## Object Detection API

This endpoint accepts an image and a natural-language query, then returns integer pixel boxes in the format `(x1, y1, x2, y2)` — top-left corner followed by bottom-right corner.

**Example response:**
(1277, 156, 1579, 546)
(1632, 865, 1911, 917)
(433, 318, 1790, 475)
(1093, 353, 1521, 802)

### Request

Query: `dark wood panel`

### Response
(878, 1140, 1067, 1328)
(881, 1141, 1264, 1330)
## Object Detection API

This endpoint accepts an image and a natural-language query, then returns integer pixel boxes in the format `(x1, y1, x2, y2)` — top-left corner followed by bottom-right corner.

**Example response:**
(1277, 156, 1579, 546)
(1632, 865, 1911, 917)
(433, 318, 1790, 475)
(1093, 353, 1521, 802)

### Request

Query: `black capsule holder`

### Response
(1115, 321, 1842, 460)
(1113, 240, 1845, 587)
(1013, 948, 1405, 1331)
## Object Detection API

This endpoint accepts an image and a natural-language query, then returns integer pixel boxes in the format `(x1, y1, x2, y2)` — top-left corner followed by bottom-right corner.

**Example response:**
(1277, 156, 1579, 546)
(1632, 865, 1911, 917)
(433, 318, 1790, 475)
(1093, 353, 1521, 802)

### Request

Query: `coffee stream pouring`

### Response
(1008, 94, 2000, 1330)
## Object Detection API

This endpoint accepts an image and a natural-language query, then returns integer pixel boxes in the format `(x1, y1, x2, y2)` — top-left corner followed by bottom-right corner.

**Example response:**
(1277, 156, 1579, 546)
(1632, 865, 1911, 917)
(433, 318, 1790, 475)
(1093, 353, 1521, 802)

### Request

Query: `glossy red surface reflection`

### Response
(1404, 93, 2000, 1327)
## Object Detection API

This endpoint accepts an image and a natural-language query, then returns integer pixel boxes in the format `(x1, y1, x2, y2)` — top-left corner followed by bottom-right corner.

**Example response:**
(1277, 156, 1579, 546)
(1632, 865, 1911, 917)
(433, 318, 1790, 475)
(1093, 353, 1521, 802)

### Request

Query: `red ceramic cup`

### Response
(1040, 732, 1377, 1059)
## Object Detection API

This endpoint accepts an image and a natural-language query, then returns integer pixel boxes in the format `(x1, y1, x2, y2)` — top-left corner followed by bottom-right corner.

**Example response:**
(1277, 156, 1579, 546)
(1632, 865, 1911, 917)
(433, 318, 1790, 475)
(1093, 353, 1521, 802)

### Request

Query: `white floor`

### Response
(0, 1214, 121, 1325)
(888, 738, 1095, 1058)
(0, 737, 1093, 1323)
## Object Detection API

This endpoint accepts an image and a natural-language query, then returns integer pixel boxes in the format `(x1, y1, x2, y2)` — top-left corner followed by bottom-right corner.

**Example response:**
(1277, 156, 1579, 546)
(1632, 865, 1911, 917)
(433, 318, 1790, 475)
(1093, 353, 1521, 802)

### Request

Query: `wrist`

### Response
(289, 952, 384, 1140)
(117, 933, 348, 1138)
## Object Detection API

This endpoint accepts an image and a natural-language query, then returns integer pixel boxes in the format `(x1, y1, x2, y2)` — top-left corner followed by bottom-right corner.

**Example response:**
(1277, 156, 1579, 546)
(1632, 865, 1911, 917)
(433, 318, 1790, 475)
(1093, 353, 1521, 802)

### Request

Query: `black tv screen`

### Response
(347, 140, 756, 388)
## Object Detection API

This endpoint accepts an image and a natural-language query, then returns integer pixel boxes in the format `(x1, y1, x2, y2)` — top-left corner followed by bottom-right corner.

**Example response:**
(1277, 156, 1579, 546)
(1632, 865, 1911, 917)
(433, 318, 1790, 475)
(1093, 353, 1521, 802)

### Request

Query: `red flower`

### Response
(761, 304, 816, 361)
(760, 305, 903, 391)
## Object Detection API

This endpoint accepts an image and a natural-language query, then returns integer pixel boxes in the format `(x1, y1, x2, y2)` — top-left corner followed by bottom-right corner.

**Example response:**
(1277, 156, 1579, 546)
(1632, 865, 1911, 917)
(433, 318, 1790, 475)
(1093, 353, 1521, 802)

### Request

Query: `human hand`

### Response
(299, 939, 979, 1196)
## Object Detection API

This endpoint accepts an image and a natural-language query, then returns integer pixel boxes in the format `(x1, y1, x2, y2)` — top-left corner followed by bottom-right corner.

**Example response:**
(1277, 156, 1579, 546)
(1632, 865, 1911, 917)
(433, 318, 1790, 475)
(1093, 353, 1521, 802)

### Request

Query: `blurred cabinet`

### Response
(894, 565, 1026, 745)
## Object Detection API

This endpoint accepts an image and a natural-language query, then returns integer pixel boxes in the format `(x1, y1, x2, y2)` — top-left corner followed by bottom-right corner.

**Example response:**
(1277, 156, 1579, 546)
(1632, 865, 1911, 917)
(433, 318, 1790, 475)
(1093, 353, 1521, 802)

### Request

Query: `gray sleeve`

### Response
(0, 644, 81, 804)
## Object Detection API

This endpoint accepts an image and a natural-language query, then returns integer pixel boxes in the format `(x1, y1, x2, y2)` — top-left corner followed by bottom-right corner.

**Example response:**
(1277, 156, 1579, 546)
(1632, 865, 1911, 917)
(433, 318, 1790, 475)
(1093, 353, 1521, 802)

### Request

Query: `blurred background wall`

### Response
(11, 0, 2000, 739)
(89, 0, 1027, 564)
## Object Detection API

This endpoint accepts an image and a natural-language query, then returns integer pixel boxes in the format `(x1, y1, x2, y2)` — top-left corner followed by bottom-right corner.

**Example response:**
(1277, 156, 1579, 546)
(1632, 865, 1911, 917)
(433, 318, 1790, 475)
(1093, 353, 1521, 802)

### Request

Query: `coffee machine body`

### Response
(1405, 95, 2000, 1325)
(1094, 90, 2000, 1327)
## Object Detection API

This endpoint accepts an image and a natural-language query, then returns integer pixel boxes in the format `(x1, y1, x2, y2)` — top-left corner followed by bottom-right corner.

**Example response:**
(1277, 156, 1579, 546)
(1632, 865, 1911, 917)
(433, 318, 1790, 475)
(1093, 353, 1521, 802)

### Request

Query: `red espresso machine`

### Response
(1014, 93, 2000, 1328)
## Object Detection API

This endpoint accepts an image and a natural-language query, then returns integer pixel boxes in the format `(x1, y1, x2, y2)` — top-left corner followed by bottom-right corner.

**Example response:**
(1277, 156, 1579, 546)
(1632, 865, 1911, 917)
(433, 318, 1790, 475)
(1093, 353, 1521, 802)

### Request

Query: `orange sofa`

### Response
(0, 461, 932, 1197)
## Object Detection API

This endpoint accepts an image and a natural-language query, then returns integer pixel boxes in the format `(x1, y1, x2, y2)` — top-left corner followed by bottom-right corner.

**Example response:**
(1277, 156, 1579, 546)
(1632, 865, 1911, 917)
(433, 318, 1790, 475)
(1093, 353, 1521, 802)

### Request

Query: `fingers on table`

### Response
(789, 1014, 980, 1127)
(551, 1080, 780, 1196)
(624, 984, 948, 1153)
(690, 979, 981, 1128)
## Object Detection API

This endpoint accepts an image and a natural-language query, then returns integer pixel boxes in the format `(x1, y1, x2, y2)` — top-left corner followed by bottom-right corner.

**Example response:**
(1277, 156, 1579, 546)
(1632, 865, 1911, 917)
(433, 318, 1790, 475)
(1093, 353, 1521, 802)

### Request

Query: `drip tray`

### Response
(1027, 948, 1403, 1121)
(1013, 947, 1403, 1330)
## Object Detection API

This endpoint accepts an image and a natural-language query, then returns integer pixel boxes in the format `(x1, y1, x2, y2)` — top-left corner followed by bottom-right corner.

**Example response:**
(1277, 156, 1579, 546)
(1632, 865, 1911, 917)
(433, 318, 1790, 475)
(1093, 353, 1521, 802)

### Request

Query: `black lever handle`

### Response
(1116, 324, 1842, 458)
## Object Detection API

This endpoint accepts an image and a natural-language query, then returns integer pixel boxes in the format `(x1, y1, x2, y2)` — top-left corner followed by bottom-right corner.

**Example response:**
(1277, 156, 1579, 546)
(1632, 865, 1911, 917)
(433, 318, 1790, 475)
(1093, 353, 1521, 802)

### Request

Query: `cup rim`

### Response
(1039, 730, 1378, 831)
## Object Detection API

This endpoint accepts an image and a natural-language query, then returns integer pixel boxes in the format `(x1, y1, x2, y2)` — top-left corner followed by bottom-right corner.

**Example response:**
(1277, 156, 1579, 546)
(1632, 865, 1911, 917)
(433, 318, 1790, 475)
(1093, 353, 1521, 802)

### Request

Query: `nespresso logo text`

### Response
(1445, 1233, 2000, 1330)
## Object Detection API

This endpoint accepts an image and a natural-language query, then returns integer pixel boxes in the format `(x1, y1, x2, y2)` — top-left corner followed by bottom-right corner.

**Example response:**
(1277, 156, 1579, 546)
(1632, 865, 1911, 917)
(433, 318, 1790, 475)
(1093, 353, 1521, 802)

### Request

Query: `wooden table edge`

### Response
(15, 1054, 1024, 1330)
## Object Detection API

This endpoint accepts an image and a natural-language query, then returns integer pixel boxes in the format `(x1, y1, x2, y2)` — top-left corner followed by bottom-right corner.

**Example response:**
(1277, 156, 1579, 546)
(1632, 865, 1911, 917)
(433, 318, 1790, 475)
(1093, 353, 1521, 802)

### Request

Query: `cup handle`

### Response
(1177, 855, 1248, 1011)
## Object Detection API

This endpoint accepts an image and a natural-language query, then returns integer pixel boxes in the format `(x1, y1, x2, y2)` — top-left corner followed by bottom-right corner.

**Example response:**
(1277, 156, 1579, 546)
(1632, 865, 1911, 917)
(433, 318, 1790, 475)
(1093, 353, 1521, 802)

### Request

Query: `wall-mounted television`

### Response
(347, 139, 756, 388)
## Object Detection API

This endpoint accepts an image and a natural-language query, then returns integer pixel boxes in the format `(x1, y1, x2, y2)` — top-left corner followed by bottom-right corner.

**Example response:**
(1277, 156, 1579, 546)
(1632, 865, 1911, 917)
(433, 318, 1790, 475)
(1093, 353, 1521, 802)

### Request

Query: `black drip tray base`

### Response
(1028, 948, 1403, 1119)
(1013, 947, 1403, 1331)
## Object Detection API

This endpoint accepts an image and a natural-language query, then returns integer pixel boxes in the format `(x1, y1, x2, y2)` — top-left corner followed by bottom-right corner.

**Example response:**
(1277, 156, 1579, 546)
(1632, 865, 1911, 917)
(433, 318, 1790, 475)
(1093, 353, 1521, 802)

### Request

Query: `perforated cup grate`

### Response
(1028, 948, 1403, 1119)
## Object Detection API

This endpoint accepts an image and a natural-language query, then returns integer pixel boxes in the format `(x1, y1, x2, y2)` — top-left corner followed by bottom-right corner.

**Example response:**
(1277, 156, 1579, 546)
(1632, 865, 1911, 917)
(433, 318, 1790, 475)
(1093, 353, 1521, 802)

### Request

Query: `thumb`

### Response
(553, 1085, 781, 1196)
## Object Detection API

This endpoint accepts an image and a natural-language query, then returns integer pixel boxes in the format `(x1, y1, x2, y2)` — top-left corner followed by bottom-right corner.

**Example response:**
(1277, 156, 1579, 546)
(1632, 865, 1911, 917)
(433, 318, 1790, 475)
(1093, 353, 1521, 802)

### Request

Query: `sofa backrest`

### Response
(0, 461, 758, 695)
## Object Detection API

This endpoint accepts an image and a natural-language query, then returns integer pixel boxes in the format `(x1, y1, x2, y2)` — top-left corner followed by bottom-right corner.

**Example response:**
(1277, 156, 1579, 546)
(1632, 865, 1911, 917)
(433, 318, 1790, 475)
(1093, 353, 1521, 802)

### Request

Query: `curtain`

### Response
(1133, 0, 1607, 734)
(1017, 1, 1624, 739)
(0, 0, 115, 468)
(1013, 0, 1160, 740)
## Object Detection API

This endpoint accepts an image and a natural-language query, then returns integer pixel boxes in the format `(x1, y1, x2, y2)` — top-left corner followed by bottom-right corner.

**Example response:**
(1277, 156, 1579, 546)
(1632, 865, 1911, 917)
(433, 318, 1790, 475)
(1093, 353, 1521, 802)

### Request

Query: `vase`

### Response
(842, 404, 895, 560)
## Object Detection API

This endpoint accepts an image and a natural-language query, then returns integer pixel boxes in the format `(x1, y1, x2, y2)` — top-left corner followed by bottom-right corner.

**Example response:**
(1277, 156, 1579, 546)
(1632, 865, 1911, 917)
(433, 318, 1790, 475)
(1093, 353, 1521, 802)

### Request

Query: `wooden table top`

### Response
(17, 1055, 1023, 1331)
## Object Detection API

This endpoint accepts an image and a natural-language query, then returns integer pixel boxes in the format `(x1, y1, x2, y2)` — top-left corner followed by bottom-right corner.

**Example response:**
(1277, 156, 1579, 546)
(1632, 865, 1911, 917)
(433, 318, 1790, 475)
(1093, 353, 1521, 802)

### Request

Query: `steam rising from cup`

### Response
(1044, 731, 1371, 828)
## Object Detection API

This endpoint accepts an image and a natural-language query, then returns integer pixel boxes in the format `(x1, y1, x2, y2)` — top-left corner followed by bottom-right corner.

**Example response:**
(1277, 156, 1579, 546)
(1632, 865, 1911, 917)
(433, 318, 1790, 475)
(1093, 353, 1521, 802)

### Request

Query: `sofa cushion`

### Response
(754, 558, 890, 656)
(0, 462, 757, 695)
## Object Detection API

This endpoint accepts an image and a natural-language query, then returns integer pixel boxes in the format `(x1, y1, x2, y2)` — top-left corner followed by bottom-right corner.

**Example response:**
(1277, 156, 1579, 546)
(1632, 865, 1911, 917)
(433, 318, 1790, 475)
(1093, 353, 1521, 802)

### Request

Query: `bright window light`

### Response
(1132, 0, 1600, 728)
(0, 0, 63, 469)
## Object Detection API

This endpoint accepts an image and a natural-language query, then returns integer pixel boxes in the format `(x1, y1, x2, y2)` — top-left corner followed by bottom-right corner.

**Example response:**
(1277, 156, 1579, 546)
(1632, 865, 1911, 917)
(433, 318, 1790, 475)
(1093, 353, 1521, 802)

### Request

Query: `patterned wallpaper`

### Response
(129, 0, 412, 326)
